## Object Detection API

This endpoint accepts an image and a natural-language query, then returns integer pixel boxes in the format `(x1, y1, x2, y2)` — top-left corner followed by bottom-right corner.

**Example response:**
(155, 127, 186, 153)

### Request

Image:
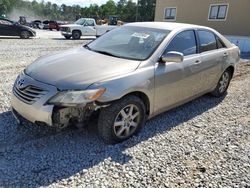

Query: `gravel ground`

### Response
(0, 30, 249, 187)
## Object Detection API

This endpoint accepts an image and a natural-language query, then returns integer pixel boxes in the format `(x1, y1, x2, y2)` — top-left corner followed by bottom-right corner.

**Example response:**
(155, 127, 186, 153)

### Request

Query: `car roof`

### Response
(126, 22, 209, 31)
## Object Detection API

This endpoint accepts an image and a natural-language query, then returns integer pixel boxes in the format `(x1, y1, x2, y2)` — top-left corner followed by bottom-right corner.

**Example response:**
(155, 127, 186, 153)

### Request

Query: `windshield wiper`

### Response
(92, 50, 121, 58)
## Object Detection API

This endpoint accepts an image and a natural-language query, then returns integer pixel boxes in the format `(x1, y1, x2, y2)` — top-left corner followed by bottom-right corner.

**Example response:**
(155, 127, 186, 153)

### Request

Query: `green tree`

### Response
(137, 0, 156, 21)
(0, 0, 156, 22)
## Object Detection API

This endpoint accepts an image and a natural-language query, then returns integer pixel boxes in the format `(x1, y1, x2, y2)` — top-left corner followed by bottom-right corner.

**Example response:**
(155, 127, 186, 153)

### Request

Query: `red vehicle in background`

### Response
(49, 21, 60, 31)
(43, 20, 60, 31)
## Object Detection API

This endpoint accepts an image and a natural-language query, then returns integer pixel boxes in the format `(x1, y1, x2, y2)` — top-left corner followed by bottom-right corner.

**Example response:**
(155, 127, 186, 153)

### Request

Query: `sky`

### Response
(32, 0, 137, 7)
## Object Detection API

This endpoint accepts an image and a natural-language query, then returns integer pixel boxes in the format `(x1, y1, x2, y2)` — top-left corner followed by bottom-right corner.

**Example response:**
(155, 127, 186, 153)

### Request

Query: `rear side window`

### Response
(165, 30, 197, 56)
(198, 30, 217, 52)
(216, 37, 226, 49)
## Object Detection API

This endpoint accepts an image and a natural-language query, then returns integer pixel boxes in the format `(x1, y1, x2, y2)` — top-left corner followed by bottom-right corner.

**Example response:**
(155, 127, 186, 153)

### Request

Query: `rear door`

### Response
(196, 30, 227, 91)
(154, 30, 202, 113)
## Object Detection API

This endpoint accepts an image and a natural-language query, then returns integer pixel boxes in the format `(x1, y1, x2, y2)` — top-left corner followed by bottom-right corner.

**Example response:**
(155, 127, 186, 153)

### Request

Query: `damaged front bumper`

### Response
(11, 73, 107, 128)
(12, 90, 106, 128)
(12, 91, 106, 128)
(51, 102, 104, 128)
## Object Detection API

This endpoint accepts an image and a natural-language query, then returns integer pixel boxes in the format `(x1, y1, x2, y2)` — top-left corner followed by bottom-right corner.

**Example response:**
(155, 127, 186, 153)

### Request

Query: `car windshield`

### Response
(87, 26, 170, 60)
(75, 18, 85, 25)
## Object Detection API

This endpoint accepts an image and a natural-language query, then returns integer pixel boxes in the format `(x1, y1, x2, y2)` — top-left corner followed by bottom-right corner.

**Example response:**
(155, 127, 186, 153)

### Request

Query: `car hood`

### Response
(18, 24, 36, 33)
(25, 47, 141, 90)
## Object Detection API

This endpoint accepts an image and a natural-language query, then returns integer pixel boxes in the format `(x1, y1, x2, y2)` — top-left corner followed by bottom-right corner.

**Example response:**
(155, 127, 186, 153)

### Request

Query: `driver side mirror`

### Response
(161, 51, 184, 63)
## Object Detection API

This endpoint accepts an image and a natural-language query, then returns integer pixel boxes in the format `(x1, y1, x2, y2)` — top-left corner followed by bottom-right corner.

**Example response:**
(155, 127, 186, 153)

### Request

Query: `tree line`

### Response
(0, 0, 156, 22)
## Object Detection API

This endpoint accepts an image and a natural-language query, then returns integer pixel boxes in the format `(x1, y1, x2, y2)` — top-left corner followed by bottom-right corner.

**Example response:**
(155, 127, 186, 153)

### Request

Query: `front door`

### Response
(154, 30, 202, 114)
(83, 19, 96, 36)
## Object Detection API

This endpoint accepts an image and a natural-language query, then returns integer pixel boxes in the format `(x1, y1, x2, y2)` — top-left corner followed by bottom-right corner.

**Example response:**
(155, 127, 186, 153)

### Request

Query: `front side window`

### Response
(165, 30, 197, 56)
(85, 20, 94, 26)
(164, 7, 177, 20)
(209, 4, 228, 20)
(198, 30, 217, 52)
(75, 18, 86, 25)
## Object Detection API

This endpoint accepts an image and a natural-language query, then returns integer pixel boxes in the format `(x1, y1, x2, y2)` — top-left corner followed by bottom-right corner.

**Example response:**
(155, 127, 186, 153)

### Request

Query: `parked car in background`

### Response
(11, 22, 240, 144)
(42, 20, 60, 31)
(60, 18, 116, 39)
(42, 20, 49, 30)
(48, 20, 60, 31)
(30, 20, 44, 29)
(0, 18, 36, 39)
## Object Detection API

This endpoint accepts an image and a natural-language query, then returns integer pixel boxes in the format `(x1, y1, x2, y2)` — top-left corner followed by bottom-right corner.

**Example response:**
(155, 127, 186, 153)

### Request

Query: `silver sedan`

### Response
(11, 22, 240, 144)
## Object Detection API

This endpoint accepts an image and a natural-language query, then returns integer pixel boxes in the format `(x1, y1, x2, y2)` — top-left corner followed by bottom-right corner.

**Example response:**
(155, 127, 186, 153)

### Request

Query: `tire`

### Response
(20, 31, 30, 39)
(64, 36, 71, 39)
(72, 31, 81, 40)
(98, 96, 146, 144)
(211, 69, 232, 97)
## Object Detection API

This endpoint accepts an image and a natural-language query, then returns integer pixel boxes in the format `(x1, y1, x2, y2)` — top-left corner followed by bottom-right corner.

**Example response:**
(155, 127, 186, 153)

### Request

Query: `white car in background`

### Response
(60, 18, 116, 39)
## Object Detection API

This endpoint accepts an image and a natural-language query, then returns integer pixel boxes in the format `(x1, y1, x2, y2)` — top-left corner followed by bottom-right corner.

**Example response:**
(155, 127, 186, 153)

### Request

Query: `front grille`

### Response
(13, 85, 48, 105)
(60, 27, 69, 32)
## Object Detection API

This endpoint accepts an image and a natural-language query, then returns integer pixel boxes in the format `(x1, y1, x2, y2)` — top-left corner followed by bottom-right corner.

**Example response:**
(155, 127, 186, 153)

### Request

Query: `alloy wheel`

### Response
(219, 72, 230, 93)
(113, 104, 140, 139)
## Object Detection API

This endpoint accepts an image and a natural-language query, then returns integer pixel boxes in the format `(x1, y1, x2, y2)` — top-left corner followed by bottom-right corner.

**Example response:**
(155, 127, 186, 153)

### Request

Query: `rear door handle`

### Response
(223, 52, 229, 57)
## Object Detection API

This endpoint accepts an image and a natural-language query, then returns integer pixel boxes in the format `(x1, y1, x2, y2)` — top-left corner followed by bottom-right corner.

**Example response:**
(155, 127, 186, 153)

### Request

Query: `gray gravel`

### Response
(0, 30, 249, 187)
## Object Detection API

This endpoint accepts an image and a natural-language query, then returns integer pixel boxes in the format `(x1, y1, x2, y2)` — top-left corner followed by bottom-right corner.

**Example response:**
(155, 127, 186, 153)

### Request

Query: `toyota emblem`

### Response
(17, 78, 25, 88)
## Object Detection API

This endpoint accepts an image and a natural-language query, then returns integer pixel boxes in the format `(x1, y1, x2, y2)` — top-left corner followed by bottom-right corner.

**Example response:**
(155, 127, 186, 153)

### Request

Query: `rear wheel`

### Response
(98, 96, 146, 144)
(20, 31, 30, 39)
(211, 69, 232, 97)
(72, 31, 81, 40)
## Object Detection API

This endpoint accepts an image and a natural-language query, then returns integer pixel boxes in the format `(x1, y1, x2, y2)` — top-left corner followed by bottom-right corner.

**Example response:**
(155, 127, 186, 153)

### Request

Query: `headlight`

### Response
(47, 88, 105, 106)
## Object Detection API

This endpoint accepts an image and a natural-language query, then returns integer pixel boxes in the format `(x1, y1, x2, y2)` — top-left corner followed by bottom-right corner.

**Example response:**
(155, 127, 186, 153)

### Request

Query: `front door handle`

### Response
(194, 60, 202, 65)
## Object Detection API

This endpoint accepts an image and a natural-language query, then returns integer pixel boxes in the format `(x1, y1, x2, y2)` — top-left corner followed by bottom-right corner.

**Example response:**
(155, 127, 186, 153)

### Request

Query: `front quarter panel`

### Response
(88, 65, 155, 116)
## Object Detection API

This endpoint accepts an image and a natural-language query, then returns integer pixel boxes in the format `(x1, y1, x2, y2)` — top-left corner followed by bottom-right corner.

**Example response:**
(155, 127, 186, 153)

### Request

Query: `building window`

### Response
(164, 7, 177, 20)
(209, 4, 228, 20)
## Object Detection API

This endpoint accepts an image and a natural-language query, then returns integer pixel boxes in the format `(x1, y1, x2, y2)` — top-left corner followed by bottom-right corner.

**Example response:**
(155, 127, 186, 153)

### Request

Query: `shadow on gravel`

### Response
(0, 37, 33, 40)
(0, 94, 225, 187)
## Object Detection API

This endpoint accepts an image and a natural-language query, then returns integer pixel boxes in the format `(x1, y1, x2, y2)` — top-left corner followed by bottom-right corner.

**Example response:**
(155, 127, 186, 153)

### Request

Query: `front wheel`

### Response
(72, 31, 81, 40)
(98, 96, 146, 144)
(211, 69, 232, 97)
(20, 31, 30, 39)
